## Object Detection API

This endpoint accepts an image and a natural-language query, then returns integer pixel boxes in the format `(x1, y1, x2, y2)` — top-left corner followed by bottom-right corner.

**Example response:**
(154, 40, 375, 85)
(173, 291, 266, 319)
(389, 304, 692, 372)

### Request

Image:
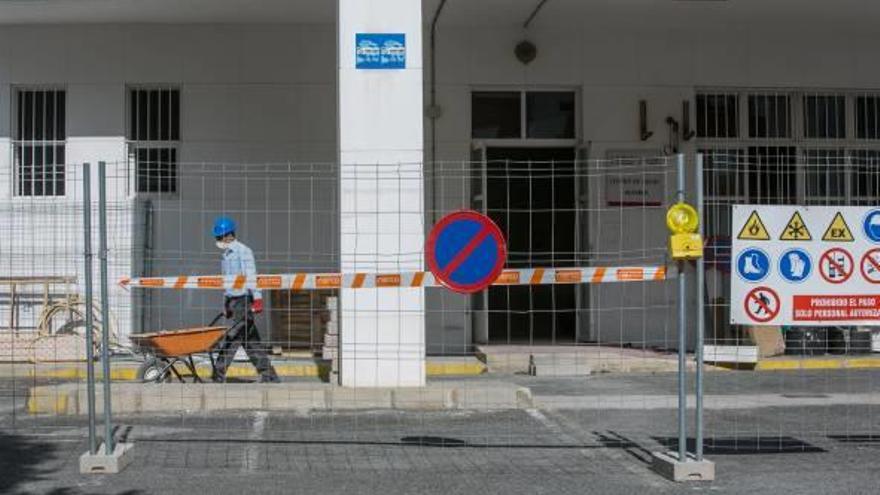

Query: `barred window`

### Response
(14, 89, 66, 196)
(696, 94, 738, 139)
(128, 87, 180, 193)
(856, 95, 880, 140)
(803, 95, 846, 139)
(748, 94, 791, 139)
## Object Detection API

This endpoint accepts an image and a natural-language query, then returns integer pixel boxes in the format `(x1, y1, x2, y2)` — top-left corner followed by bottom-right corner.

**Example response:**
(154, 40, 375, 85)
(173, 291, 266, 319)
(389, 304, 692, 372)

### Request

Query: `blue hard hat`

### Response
(212, 216, 236, 238)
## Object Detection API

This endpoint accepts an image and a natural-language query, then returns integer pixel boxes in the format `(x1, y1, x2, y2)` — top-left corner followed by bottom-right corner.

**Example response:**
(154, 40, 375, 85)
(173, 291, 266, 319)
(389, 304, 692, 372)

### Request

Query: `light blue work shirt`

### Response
(221, 240, 262, 300)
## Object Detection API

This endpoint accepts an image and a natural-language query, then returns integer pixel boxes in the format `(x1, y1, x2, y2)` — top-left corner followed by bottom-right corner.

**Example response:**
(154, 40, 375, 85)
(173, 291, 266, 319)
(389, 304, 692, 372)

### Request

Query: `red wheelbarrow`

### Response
(130, 314, 227, 383)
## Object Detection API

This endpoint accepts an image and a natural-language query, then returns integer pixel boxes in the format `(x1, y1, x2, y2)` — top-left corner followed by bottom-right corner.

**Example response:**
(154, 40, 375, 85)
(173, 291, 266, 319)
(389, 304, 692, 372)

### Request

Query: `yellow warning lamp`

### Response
(666, 202, 704, 261)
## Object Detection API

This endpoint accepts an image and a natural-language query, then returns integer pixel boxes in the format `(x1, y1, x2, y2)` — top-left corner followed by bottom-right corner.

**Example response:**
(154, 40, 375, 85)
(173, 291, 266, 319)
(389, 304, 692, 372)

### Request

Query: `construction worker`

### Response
(211, 216, 280, 383)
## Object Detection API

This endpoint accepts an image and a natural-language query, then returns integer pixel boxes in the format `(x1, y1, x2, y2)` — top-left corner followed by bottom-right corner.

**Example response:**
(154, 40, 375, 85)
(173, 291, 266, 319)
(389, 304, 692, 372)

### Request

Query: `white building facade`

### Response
(1, 0, 879, 385)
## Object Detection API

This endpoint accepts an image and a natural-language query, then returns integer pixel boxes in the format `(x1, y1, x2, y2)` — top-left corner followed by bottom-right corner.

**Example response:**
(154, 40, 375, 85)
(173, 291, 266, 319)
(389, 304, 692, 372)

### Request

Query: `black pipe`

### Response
(429, 0, 448, 222)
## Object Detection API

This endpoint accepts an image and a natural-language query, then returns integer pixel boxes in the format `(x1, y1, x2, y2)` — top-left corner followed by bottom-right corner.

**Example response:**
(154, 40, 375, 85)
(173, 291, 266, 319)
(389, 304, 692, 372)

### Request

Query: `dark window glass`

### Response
(852, 150, 880, 200)
(748, 95, 790, 138)
(472, 92, 521, 139)
(170, 90, 180, 140)
(803, 149, 846, 203)
(55, 91, 65, 140)
(700, 149, 745, 198)
(804, 95, 846, 139)
(136, 147, 177, 193)
(747, 146, 796, 203)
(526, 92, 575, 139)
(856, 96, 880, 139)
(135, 90, 149, 140)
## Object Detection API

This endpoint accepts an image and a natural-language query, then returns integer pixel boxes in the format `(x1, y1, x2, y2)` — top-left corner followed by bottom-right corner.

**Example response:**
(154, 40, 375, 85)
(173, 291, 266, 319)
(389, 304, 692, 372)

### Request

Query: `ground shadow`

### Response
(137, 436, 614, 450)
(0, 430, 148, 495)
(42, 490, 145, 495)
(0, 432, 61, 493)
(594, 431, 655, 465)
(653, 435, 826, 455)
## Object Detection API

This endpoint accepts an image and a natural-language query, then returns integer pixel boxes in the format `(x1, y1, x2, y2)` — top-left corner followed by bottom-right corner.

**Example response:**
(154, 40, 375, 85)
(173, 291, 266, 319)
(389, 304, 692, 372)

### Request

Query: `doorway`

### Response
(481, 147, 578, 344)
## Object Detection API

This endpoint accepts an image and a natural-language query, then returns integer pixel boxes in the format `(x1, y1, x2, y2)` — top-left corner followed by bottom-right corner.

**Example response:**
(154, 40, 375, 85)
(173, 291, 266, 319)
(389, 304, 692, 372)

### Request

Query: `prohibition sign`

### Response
(744, 286, 780, 323)
(426, 210, 507, 294)
(860, 248, 880, 284)
(819, 248, 854, 284)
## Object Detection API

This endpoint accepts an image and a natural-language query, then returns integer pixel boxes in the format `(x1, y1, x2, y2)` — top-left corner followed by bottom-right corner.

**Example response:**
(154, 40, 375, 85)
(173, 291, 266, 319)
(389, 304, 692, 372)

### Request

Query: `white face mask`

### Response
(216, 240, 231, 250)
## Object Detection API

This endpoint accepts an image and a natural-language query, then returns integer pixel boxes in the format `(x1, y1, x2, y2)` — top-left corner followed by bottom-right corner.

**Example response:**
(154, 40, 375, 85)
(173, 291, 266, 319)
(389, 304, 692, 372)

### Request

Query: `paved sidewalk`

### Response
(3, 404, 879, 494)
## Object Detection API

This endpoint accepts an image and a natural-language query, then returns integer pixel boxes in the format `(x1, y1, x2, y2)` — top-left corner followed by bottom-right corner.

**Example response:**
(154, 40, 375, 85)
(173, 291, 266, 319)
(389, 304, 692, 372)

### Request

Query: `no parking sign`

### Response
(426, 210, 507, 294)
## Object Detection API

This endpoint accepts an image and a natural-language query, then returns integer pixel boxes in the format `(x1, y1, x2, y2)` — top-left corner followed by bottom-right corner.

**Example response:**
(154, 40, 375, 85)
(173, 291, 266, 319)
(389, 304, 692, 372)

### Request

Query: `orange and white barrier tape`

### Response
(120, 266, 666, 291)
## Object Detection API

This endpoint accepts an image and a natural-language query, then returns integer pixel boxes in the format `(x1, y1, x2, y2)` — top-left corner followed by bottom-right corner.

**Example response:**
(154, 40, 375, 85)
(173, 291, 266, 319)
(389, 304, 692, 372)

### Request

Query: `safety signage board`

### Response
(731, 206, 880, 325)
(426, 210, 507, 294)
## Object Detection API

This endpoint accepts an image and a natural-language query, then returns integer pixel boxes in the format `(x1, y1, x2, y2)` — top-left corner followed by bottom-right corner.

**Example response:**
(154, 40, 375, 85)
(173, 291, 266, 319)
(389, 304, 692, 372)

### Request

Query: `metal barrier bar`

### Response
(121, 266, 668, 291)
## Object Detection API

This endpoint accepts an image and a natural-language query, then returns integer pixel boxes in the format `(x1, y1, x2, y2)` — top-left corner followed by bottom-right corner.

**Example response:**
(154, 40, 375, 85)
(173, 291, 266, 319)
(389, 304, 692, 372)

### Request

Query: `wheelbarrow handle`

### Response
(209, 312, 226, 326)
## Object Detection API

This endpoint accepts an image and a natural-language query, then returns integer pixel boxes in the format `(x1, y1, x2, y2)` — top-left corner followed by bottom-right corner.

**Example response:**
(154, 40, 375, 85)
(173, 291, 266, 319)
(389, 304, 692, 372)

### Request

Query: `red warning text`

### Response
(793, 295, 880, 321)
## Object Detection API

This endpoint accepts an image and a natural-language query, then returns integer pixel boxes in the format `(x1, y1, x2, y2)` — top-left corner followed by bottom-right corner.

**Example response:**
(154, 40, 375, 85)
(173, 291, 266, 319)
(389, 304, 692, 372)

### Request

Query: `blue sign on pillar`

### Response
(356, 33, 406, 69)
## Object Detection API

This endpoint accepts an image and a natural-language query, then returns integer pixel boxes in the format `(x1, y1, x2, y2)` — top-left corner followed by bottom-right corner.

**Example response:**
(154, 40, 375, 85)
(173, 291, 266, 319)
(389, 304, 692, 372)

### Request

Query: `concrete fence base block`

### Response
(79, 442, 135, 475)
(651, 451, 715, 482)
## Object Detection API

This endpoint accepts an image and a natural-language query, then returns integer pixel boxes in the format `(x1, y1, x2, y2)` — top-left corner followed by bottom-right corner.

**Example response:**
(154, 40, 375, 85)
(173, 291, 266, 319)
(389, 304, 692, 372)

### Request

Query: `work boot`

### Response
(260, 374, 281, 384)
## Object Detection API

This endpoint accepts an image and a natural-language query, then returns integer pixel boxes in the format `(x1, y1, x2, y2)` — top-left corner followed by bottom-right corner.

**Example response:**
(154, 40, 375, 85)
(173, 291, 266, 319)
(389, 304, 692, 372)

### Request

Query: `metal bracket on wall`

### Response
(640, 100, 654, 141)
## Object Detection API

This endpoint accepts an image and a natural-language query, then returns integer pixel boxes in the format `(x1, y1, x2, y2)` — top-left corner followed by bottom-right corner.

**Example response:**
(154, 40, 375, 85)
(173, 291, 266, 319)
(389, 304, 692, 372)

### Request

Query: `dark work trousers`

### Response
(213, 296, 278, 381)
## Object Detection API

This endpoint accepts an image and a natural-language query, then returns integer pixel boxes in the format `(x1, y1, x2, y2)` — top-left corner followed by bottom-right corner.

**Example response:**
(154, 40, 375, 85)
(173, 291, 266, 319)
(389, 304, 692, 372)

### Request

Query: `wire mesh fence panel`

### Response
(8, 150, 880, 471)
(0, 162, 122, 434)
(699, 87, 880, 450)
(3, 156, 688, 448)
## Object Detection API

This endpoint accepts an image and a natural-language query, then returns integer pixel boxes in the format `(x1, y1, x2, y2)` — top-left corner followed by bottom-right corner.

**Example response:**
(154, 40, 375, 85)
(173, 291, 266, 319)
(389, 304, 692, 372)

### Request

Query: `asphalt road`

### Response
(2, 371, 880, 494)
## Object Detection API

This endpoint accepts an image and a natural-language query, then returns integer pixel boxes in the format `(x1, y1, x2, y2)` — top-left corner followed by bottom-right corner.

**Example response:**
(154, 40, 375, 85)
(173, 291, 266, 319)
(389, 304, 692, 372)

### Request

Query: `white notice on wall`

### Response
(604, 174, 663, 207)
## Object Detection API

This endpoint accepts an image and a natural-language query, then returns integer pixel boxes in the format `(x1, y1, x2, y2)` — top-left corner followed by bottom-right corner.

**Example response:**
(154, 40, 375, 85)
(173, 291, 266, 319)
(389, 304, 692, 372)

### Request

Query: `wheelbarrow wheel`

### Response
(137, 357, 172, 383)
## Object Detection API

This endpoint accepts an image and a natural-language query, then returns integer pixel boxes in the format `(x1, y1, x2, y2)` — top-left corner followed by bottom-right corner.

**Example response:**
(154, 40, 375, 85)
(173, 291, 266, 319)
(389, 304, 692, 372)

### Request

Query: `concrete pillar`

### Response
(337, 0, 425, 387)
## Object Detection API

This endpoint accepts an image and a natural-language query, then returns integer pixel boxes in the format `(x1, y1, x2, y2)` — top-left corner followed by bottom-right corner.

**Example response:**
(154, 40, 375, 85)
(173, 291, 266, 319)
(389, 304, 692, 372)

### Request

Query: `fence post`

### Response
(97, 161, 114, 455)
(652, 153, 715, 481)
(675, 153, 687, 464)
(80, 162, 133, 474)
(82, 163, 98, 456)
(695, 153, 705, 461)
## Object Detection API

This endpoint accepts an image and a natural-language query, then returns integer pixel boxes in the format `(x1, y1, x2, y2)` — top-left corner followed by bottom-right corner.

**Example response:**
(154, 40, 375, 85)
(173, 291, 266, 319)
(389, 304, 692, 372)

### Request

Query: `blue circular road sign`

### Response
(778, 248, 812, 283)
(426, 210, 507, 294)
(736, 247, 770, 283)
(864, 209, 880, 243)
